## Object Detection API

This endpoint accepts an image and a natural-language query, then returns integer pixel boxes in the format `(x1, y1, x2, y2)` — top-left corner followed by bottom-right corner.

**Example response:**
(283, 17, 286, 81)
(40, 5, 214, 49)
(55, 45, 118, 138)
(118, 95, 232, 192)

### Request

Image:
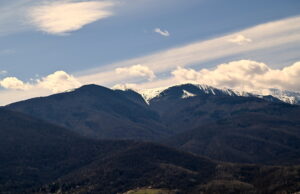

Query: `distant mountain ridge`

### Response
(116, 84, 300, 105)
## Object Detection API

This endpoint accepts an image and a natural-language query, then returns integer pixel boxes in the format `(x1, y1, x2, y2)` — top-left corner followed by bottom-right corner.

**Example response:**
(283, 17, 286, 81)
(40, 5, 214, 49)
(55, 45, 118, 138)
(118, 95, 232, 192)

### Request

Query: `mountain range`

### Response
(6, 84, 300, 164)
(1, 83, 300, 193)
(117, 84, 300, 105)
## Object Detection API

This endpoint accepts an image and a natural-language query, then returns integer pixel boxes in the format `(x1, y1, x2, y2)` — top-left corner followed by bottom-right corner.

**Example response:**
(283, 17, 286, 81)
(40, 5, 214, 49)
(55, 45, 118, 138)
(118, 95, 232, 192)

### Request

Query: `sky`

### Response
(0, 0, 300, 105)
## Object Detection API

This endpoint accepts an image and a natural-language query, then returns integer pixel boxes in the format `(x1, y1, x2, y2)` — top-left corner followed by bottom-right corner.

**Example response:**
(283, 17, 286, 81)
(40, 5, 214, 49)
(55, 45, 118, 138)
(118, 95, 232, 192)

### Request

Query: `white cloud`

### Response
(111, 77, 178, 91)
(115, 64, 156, 80)
(228, 34, 252, 45)
(112, 83, 138, 90)
(0, 77, 31, 90)
(37, 71, 82, 92)
(0, 71, 81, 93)
(0, 70, 82, 105)
(28, 1, 114, 35)
(154, 28, 170, 37)
(172, 60, 300, 92)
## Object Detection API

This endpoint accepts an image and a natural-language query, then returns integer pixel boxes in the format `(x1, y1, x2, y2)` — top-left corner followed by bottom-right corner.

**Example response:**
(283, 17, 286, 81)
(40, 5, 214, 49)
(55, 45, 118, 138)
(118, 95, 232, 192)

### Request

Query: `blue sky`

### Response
(0, 0, 300, 104)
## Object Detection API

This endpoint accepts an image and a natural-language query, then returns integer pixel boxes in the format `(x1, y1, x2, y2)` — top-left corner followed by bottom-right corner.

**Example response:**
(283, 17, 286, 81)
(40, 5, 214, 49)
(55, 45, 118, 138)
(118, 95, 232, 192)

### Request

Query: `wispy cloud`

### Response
(0, 0, 32, 36)
(115, 64, 156, 80)
(28, 1, 114, 35)
(154, 28, 170, 37)
(228, 34, 252, 45)
(77, 16, 300, 87)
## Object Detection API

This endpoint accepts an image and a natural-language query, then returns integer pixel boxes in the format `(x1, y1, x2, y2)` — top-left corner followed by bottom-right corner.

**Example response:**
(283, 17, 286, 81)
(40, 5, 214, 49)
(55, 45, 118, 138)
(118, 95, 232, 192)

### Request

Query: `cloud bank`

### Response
(172, 60, 300, 92)
(28, 1, 114, 35)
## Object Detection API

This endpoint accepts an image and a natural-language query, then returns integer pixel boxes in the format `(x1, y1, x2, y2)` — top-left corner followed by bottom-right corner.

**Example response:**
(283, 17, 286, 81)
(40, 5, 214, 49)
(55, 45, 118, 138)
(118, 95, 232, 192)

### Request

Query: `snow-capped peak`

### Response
(113, 83, 300, 105)
(139, 87, 168, 103)
(112, 84, 167, 104)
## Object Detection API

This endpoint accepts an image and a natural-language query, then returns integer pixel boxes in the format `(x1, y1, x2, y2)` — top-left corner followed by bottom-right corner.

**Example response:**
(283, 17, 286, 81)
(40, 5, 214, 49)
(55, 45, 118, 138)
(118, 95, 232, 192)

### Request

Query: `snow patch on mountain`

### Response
(112, 84, 167, 104)
(182, 90, 196, 99)
(139, 87, 168, 103)
(259, 88, 300, 104)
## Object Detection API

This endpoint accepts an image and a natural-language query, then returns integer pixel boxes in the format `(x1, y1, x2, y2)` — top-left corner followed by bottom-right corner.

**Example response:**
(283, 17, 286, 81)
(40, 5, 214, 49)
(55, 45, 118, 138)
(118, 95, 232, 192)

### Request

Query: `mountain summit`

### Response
(6, 84, 169, 140)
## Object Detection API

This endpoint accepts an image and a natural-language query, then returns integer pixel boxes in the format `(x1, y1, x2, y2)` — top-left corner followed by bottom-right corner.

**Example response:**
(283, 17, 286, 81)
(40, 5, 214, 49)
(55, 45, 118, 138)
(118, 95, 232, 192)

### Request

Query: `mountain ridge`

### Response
(114, 83, 300, 105)
(6, 84, 170, 141)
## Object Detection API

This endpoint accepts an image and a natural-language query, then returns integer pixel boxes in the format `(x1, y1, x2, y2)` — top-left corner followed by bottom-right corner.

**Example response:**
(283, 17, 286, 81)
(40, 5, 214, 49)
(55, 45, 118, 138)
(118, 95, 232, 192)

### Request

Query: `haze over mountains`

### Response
(1, 83, 300, 193)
